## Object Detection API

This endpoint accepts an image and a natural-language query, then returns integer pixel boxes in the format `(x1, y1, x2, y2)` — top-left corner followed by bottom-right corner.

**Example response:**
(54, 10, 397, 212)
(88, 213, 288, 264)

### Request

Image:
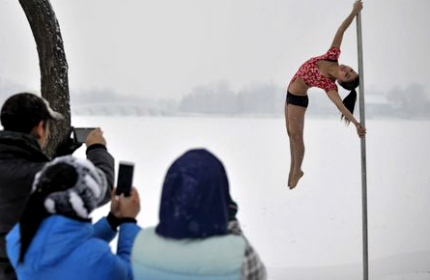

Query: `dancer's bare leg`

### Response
(287, 104, 306, 189)
(284, 103, 294, 186)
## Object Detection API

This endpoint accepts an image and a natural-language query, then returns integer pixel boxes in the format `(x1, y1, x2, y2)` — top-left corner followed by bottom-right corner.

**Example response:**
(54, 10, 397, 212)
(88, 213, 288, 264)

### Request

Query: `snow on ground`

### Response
(72, 116, 430, 279)
(270, 250, 430, 280)
(379, 274, 430, 280)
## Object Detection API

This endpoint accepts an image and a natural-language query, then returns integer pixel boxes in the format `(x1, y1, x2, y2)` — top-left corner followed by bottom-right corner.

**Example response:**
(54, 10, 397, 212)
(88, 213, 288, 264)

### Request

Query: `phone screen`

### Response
(116, 162, 134, 197)
(74, 128, 95, 144)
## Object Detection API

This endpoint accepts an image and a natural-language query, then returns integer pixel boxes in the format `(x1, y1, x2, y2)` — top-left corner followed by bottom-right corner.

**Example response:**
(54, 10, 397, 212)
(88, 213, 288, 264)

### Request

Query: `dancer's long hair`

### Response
(339, 76, 360, 125)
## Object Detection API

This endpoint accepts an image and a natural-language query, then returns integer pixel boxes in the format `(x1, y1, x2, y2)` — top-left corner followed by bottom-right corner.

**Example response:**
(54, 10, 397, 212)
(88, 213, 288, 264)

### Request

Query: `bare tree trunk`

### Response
(19, 0, 71, 157)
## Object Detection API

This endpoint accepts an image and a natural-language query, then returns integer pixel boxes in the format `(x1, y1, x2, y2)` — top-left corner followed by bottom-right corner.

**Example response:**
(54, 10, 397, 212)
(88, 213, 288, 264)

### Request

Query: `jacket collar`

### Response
(0, 130, 49, 161)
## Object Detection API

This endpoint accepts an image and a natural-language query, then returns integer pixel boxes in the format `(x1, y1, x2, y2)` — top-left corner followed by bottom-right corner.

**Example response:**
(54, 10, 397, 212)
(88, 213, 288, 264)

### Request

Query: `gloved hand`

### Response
(53, 127, 82, 157)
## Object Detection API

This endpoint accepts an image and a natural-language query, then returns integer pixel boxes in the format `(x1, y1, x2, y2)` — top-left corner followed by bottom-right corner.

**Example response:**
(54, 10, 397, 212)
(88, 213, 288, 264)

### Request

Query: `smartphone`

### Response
(116, 162, 134, 197)
(73, 127, 96, 144)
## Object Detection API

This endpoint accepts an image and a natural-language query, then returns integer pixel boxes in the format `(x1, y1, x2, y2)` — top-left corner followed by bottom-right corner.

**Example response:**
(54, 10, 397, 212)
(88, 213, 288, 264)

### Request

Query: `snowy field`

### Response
(72, 116, 430, 280)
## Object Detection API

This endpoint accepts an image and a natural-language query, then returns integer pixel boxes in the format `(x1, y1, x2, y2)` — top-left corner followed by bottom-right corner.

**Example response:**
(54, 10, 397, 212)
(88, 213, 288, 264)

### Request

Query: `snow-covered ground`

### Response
(72, 116, 430, 280)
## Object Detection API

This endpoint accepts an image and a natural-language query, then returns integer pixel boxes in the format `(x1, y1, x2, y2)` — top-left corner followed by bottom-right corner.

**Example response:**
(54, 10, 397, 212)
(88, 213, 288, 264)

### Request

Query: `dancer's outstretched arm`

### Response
(326, 90, 366, 137)
(331, 0, 363, 48)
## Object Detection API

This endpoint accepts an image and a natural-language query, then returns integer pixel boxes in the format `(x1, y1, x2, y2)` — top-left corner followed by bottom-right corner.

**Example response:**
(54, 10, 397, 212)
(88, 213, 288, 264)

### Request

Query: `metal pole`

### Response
(356, 12, 369, 280)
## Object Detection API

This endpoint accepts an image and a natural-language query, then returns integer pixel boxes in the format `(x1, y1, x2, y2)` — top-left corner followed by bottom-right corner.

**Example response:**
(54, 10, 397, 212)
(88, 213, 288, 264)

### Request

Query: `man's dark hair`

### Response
(0, 93, 54, 133)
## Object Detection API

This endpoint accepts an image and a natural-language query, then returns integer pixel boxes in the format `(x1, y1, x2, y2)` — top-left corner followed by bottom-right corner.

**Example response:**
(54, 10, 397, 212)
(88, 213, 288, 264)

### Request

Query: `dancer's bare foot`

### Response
(288, 172, 292, 187)
(289, 170, 304, 189)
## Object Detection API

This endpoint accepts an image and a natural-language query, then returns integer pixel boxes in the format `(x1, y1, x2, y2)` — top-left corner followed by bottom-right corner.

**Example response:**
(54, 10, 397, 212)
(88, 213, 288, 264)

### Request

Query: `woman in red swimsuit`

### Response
(286, 0, 366, 189)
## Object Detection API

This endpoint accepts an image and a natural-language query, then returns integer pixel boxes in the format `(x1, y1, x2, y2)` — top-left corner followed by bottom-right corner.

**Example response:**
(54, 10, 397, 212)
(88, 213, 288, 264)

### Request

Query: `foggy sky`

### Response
(1, 0, 429, 100)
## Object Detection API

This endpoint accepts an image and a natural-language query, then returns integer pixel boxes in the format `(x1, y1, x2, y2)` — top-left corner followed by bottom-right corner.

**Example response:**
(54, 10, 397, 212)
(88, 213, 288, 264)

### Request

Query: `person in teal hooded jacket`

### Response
(6, 156, 141, 280)
(132, 149, 267, 280)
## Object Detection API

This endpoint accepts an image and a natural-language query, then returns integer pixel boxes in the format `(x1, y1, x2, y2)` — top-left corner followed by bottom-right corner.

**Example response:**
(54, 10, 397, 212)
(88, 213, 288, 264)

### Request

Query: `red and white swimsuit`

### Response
(289, 46, 341, 92)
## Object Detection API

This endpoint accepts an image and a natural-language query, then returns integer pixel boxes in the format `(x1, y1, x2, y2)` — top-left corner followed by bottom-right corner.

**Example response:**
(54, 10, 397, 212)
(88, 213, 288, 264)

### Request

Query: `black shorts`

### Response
(286, 91, 309, 108)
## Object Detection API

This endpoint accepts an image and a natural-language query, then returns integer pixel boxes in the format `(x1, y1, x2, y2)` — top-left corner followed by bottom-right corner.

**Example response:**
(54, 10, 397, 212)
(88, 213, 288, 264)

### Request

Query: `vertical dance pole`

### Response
(356, 11, 369, 280)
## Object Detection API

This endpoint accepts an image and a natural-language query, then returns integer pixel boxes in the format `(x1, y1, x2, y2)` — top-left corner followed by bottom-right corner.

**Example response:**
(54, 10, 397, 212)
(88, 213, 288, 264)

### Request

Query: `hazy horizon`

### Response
(1, 0, 430, 100)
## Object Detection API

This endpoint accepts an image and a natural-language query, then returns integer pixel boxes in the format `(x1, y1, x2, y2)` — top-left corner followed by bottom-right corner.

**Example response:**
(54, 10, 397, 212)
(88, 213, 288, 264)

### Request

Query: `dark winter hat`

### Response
(17, 156, 108, 263)
(32, 156, 107, 219)
(156, 149, 231, 239)
(0, 92, 62, 133)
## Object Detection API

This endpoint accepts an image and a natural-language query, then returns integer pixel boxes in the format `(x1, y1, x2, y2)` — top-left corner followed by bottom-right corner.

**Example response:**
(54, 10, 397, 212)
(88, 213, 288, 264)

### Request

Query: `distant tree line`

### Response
(1, 79, 430, 119)
(178, 81, 284, 116)
(386, 84, 429, 118)
(177, 82, 430, 119)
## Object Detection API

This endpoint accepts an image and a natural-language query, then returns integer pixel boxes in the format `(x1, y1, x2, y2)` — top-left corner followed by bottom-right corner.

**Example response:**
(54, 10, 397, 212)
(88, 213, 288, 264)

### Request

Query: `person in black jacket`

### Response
(0, 93, 115, 280)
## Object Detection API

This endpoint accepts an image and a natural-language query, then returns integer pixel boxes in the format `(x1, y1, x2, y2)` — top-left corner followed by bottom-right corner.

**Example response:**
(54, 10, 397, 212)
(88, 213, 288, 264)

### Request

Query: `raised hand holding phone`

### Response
(81, 128, 107, 147)
(110, 187, 140, 219)
(118, 188, 140, 219)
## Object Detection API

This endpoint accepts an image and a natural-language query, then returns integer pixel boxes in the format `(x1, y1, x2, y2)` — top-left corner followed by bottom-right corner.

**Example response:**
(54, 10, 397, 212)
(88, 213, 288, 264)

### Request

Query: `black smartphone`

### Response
(116, 162, 134, 197)
(73, 127, 96, 144)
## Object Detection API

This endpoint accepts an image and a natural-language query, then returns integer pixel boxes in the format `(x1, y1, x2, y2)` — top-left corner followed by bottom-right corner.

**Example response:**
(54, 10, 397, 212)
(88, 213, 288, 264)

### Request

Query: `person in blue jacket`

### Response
(6, 156, 141, 280)
(132, 149, 267, 280)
